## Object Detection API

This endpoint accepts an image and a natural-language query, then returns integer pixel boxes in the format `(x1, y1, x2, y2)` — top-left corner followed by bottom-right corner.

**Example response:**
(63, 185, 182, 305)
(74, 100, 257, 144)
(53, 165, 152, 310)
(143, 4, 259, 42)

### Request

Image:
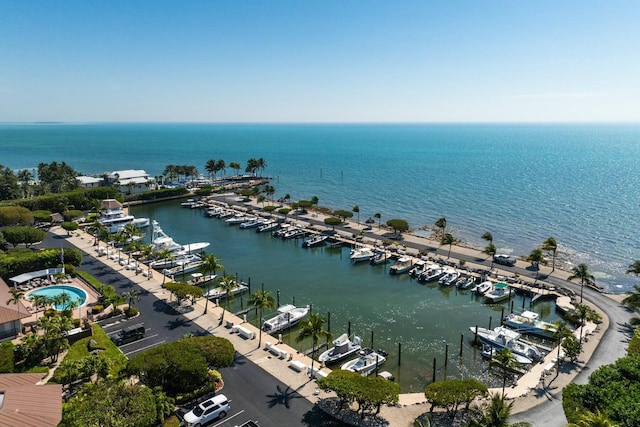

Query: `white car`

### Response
(182, 394, 230, 427)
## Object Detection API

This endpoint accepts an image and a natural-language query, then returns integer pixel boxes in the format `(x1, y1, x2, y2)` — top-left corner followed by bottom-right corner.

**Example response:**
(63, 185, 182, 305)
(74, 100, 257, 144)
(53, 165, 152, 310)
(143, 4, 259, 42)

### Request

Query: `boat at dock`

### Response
(350, 246, 375, 263)
(481, 343, 532, 365)
(340, 348, 387, 377)
(262, 304, 309, 333)
(283, 226, 305, 239)
(472, 280, 493, 295)
(389, 257, 413, 274)
(187, 272, 217, 286)
(369, 250, 388, 265)
(205, 206, 226, 217)
(98, 199, 150, 233)
(470, 326, 543, 362)
(484, 282, 511, 303)
(225, 214, 247, 225)
(438, 268, 460, 286)
(257, 220, 279, 233)
(418, 264, 445, 282)
(408, 260, 427, 277)
(150, 220, 210, 254)
(318, 334, 363, 365)
(205, 281, 249, 300)
(149, 252, 201, 269)
(302, 234, 328, 248)
(503, 310, 558, 338)
(457, 276, 476, 290)
(240, 217, 265, 229)
(163, 259, 204, 276)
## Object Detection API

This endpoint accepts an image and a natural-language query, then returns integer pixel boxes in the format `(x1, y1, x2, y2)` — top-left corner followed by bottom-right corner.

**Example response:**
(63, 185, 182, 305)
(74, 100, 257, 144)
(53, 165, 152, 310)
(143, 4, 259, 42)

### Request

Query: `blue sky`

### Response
(1, 1, 638, 123)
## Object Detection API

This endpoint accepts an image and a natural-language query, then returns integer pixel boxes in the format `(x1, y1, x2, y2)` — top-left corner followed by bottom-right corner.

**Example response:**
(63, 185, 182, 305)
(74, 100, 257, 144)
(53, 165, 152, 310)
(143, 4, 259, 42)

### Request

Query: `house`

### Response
(0, 373, 62, 426)
(76, 175, 103, 189)
(0, 278, 31, 340)
(107, 169, 154, 196)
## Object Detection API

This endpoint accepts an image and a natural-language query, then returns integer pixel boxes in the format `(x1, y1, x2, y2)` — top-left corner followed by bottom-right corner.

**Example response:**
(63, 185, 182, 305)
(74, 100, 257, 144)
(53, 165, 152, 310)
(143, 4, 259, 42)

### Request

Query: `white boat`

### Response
(239, 217, 261, 229)
(180, 199, 196, 207)
(98, 200, 150, 233)
(205, 281, 249, 299)
(163, 260, 204, 277)
(205, 206, 226, 217)
(302, 234, 328, 248)
(283, 227, 305, 239)
(350, 247, 374, 263)
(473, 280, 493, 295)
(150, 252, 201, 269)
(418, 264, 445, 282)
(369, 250, 388, 265)
(503, 310, 558, 338)
(389, 257, 413, 275)
(262, 304, 309, 333)
(438, 268, 460, 286)
(272, 223, 292, 237)
(187, 272, 217, 285)
(481, 343, 532, 365)
(408, 260, 428, 277)
(225, 214, 247, 225)
(470, 326, 543, 362)
(150, 220, 210, 254)
(257, 220, 279, 233)
(457, 276, 476, 290)
(341, 348, 387, 377)
(484, 282, 511, 303)
(218, 210, 233, 219)
(318, 334, 362, 365)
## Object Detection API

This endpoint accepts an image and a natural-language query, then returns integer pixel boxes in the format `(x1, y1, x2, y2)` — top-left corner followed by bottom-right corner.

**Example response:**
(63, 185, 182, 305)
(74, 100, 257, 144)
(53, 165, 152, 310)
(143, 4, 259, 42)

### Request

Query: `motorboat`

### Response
(150, 220, 210, 254)
(239, 217, 262, 229)
(257, 220, 279, 233)
(283, 227, 305, 239)
(205, 206, 226, 217)
(98, 199, 150, 233)
(180, 199, 196, 208)
(481, 343, 532, 365)
(187, 272, 217, 286)
(418, 264, 445, 282)
(225, 214, 247, 225)
(369, 250, 388, 265)
(457, 276, 476, 290)
(484, 282, 511, 303)
(150, 252, 201, 269)
(389, 257, 413, 275)
(302, 234, 328, 248)
(163, 260, 204, 277)
(350, 247, 374, 263)
(272, 223, 292, 238)
(472, 280, 493, 295)
(469, 326, 543, 362)
(205, 281, 249, 300)
(503, 310, 558, 338)
(318, 334, 362, 365)
(408, 260, 428, 277)
(262, 304, 309, 333)
(438, 268, 460, 286)
(341, 348, 387, 377)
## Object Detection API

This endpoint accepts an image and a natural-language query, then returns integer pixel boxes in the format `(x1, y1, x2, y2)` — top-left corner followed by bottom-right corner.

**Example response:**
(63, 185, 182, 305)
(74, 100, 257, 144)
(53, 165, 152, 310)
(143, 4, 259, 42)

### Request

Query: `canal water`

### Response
(132, 200, 562, 392)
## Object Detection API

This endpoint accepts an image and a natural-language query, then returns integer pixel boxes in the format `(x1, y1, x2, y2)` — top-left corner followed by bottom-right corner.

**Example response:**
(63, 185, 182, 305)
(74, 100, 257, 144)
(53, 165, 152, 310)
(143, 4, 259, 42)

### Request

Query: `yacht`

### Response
(150, 220, 210, 254)
(163, 259, 204, 277)
(408, 260, 428, 277)
(318, 334, 362, 365)
(418, 264, 445, 282)
(469, 326, 543, 362)
(225, 214, 247, 225)
(98, 199, 150, 233)
(503, 310, 558, 338)
(350, 247, 374, 263)
(472, 280, 493, 295)
(369, 250, 389, 265)
(302, 234, 328, 248)
(257, 220, 279, 233)
(389, 257, 413, 275)
(239, 217, 262, 229)
(262, 304, 309, 333)
(341, 348, 387, 377)
(205, 281, 249, 300)
(438, 268, 460, 286)
(150, 252, 201, 269)
(484, 282, 511, 303)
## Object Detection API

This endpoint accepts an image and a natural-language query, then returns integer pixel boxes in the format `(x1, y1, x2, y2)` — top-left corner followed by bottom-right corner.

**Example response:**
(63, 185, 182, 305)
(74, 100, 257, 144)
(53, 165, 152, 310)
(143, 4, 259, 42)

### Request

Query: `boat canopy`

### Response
(277, 304, 296, 313)
(494, 282, 509, 289)
(520, 310, 540, 320)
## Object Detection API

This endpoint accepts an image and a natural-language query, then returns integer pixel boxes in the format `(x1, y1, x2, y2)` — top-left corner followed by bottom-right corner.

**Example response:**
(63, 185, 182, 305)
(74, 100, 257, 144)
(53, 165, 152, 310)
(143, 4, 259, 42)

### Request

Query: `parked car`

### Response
(109, 323, 145, 346)
(182, 394, 230, 427)
(493, 254, 517, 267)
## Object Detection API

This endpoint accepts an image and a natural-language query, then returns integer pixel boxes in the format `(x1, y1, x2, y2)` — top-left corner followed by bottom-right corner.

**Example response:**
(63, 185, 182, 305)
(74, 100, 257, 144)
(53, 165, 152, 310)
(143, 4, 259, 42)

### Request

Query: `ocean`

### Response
(2, 123, 638, 292)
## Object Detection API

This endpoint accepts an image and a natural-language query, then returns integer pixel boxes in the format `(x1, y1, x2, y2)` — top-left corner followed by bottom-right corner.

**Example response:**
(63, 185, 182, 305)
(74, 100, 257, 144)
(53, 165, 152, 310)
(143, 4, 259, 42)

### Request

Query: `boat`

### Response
(163, 260, 204, 277)
(272, 223, 293, 237)
(472, 280, 493, 295)
(318, 334, 363, 365)
(302, 234, 328, 248)
(225, 214, 247, 225)
(418, 264, 445, 282)
(257, 220, 279, 233)
(180, 199, 196, 207)
(350, 247, 374, 263)
(283, 227, 305, 239)
(389, 257, 413, 275)
(503, 310, 558, 338)
(481, 343, 532, 365)
(205, 281, 249, 300)
(218, 210, 233, 219)
(150, 220, 210, 254)
(340, 348, 387, 377)
(369, 250, 389, 265)
(484, 282, 511, 303)
(470, 326, 543, 362)
(187, 272, 217, 286)
(408, 260, 428, 277)
(205, 206, 226, 217)
(262, 304, 309, 333)
(98, 199, 150, 233)
(239, 217, 262, 229)
(457, 276, 476, 290)
(149, 252, 201, 269)
(438, 268, 460, 286)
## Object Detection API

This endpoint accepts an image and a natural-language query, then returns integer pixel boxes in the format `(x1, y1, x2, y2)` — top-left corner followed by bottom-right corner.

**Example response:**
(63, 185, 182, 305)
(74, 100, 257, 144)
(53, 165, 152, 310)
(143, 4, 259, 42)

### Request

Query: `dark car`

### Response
(493, 254, 517, 267)
(110, 323, 145, 345)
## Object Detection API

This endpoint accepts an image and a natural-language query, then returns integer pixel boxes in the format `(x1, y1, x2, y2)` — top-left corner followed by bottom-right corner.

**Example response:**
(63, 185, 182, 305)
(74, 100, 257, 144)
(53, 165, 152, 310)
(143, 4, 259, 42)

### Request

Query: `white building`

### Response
(76, 175, 103, 188)
(107, 170, 154, 196)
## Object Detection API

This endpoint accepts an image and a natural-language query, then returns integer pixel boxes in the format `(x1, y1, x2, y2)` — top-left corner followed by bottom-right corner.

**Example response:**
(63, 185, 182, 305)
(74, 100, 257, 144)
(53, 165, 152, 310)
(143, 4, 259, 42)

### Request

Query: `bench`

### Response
(307, 366, 328, 379)
(232, 325, 255, 340)
(266, 343, 288, 359)
(225, 320, 234, 328)
(288, 360, 306, 372)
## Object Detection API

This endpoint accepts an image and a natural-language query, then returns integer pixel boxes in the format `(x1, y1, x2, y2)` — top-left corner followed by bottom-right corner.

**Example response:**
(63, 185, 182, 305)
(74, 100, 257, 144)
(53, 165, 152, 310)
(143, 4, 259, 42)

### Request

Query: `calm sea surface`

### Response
(3, 122, 635, 391)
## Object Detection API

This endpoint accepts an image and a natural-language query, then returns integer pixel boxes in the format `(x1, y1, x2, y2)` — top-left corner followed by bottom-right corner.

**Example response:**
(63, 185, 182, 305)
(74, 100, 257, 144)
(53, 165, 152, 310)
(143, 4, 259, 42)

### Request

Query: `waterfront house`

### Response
(107, 169, 154, 196)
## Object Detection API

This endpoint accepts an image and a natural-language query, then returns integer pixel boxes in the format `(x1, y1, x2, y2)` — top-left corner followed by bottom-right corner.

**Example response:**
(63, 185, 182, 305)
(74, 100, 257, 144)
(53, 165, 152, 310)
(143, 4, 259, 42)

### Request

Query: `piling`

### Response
(489, 316, 492, 330)
(432, 358, 436, 382)
(371, 330, 374, 350)
(445, 344, 449, 368)
(277, 289, 280, 307)
(459, 334, 464, 357)
(510, 301, 514, 313)
(398, 342, 402, 366)
(348, 321, 351, 337)
(501, 308, 504, 325)
(327, 311, 331, 333)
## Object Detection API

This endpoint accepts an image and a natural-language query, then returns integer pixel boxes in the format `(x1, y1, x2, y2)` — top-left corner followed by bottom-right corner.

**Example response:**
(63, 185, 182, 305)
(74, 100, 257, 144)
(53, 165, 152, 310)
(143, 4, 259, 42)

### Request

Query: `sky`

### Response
(0, 1, 639, 123)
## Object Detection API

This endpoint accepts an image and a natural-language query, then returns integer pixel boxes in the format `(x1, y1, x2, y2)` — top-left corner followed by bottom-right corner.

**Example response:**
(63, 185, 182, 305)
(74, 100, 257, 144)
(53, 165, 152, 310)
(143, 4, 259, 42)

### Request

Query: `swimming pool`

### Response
(27, 285, 87, 310)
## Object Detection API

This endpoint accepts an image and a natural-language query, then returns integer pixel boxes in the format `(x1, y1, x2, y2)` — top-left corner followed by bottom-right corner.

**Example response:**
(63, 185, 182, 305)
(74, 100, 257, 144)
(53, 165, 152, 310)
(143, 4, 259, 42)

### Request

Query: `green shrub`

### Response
(181, 336, 235, 369)
(628, 328, 640, 357)
(92, 305, 104, 314)
(175, 378, 219, 405)
(32, 210, 53, 223)
(0, 341, 15, 373)
(124, 307, 139, 318)
(63, 210, 83, 221)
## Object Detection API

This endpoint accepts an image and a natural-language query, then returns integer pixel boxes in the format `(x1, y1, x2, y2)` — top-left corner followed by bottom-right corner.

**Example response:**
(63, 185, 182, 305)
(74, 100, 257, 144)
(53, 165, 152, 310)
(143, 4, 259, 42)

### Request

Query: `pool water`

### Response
(27, 285, 87, 310)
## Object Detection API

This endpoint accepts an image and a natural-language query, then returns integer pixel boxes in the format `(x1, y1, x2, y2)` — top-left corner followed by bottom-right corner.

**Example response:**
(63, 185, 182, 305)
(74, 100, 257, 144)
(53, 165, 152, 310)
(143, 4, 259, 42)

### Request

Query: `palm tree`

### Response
(481, 231, 493, 244)
(491, 349, 517, 394)
(229, 162, 241, 177)
(352, 205, 360, 224)
(122, 289, 141, 310)
(257, 157, 267, 176)
(198, 253, 224, 314)
(574, 304, 601, 343)
(205, 159, 216, 179)
(139, 244, 154, 278)
(468, 392, 531, 427)
(295, 312, 331, 376)
(622, 285, 640, 310)
(435, 217, 447, 240)
(567, 263, 595, 304)
(7, 289, 25, 335)
(552, 321, 572, 374)
(626, 260, 640, 276)
(441, 233, 455, 258)
(542, 237, 558, 272)
(484, 243, 497, 269)
(567, 409, 618, 427)
(310, 196, 319, 212)
(217, 275, 238, 324)
(156, 249, 174, 285)
(248, 290, 276, 348)
(31, 294, 48, 320)
(526, 248, 546, 283)
(374, 212, 382, 230)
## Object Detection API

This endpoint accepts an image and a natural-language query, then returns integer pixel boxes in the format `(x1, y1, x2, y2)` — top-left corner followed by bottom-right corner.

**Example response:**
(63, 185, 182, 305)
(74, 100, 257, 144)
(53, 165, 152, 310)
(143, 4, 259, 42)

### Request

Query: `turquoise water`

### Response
(2, 123, 639, 291)
(132, 200, 561, 392)
(27, 285, 87, 310)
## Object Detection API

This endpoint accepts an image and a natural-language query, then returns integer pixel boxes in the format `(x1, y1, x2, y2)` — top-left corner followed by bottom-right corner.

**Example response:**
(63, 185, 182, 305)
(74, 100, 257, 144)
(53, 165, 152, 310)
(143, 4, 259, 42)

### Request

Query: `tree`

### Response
(0, 165, 22, 200)
(622, 285, 640, 311)
(217, 275, 238, 324)
(526, 248, 546, 283)
(0, 206, 33, 226)
(573, 303, 601, 343)
(484, 243, 497, 269)
(567, 409, 618, 427)
(567, 263, 595, 304)
(36, 314, 73, 362)
(386, 219, 409, 237)
(542, 237, 558, 272)
(198, 253, 224, 314)
(552, 321, 572, 374)
(324, 217, 342, 230)
(61, 221, 79, 236)
(295, 312, 331, 376)
(310, 196, 319, 211)
(122, 289, 141, 310)
(2, 226, 46, 247)
(229, 161, 241, 177)
(467, 392, 531, 427)
(481, 231, 493, 244)
(562, 334, 582, 363)
(441, 233, 455, 259)
(334, 209, 354, 221)
(424, 378, 488, 420)
(248, 290, 275, 348)
(6, 289, 24, 335)
(491, 349, 518, 394)
(155, 249, 174, 285)
(626, 260, 640, 276)
(352, 205, 360, 224)
(374, 212, 382, 230)
(435, 217, 447, 239)
(205, 159, 217, 179)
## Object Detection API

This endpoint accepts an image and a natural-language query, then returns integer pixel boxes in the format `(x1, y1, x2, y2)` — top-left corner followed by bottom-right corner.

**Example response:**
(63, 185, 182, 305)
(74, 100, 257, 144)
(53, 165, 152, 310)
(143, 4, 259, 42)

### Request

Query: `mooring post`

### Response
(398, 342, 402, 366)
(501, 308, 504, 325)
(371, 330, 374, 350)
(459, 334, 464, 357)
(277, 289, 280, 307)
(474, 325, 479, 345)
(432, 358, 436, 383)
(247, 277, 251, 294)
(348, 321, 351, 337)
(489, 316, 492, 330)
(327, 311, 331, 333)
(522, 295, 526, 309)
(445, 344, 449, 368)
(510, 301, 514, 313)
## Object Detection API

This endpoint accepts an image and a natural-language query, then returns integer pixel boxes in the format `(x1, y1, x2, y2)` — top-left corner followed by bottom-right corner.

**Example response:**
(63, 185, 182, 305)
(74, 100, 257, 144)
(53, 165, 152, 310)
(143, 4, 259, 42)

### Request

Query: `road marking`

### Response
(213, 410, 244, 427)
(118, 333, 159, 347)
(124, 340, 166, 356)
